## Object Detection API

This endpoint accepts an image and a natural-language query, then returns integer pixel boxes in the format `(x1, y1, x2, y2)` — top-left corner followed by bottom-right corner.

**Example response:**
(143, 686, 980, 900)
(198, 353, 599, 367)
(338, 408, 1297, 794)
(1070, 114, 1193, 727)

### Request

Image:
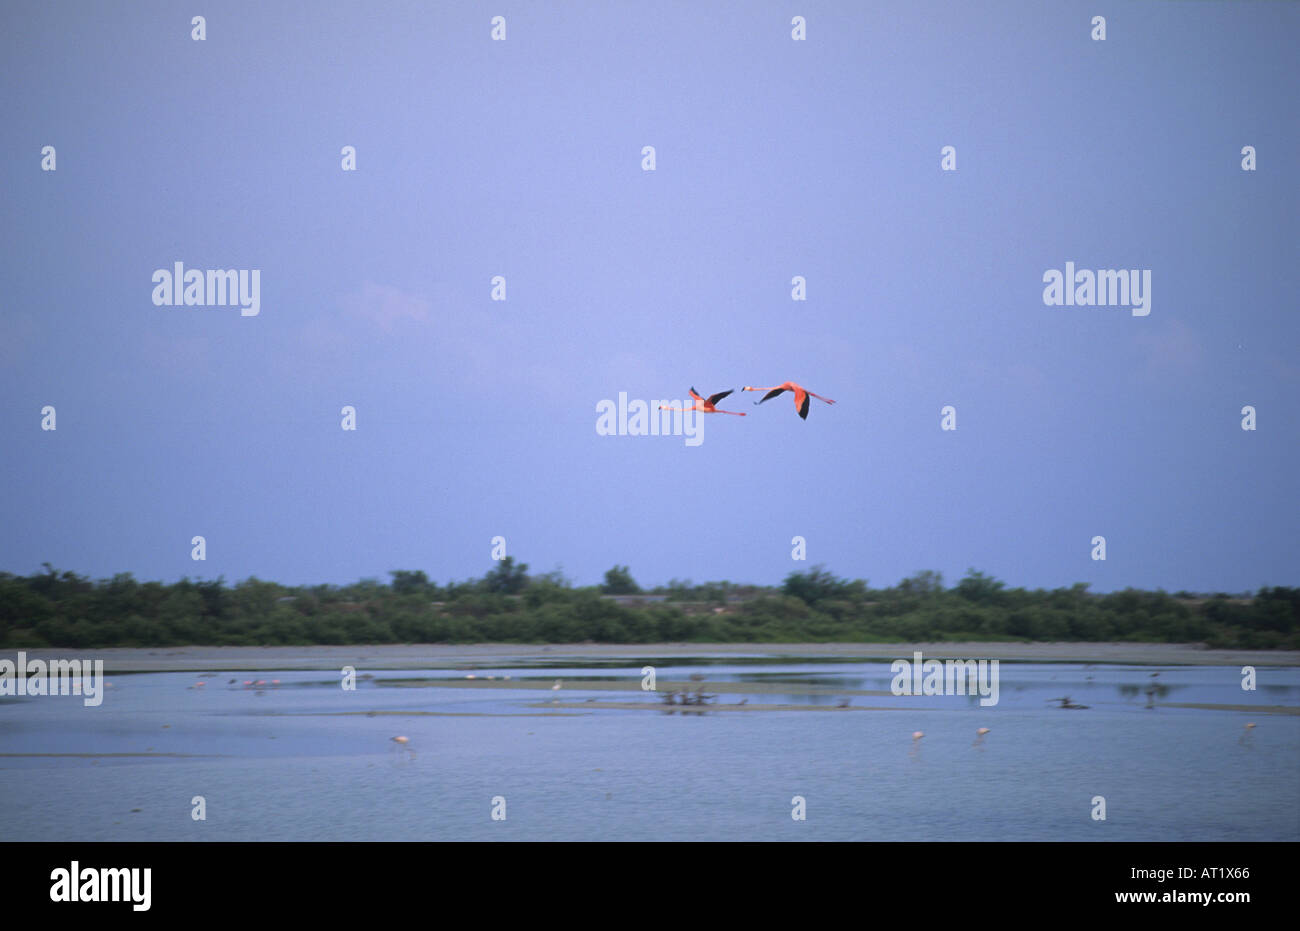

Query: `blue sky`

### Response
(2, 1, 1296, 594)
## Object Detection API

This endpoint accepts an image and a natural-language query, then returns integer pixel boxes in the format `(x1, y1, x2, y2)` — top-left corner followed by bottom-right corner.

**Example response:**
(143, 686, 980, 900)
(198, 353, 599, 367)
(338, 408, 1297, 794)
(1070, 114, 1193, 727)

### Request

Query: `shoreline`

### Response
(6, 641, 1298, 673)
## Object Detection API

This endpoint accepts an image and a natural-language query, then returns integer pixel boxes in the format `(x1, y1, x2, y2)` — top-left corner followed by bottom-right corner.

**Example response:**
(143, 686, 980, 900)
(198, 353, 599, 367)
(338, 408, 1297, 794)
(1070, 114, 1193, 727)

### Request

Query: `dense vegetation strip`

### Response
(2, 562, 1296, 649)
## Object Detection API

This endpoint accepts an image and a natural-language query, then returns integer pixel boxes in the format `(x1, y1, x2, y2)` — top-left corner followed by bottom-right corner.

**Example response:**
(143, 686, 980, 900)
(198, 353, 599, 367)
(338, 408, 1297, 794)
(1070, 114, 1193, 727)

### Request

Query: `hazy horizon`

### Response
(2, 559, 1277, 600)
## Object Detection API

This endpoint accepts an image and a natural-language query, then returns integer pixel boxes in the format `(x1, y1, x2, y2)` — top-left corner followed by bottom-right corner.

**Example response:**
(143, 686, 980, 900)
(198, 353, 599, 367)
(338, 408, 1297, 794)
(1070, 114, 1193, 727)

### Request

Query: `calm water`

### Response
(2, 658, 1297, 841)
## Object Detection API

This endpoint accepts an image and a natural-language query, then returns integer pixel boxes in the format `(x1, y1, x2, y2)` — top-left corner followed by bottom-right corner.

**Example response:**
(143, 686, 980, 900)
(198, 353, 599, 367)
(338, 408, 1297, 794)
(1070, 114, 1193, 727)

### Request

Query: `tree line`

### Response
(1, 561, 1296, 649)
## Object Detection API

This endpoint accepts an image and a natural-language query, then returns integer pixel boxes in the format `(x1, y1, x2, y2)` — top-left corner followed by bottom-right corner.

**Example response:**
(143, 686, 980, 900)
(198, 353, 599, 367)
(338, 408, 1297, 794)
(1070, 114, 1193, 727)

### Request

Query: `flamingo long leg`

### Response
(659, 405, 745, 415)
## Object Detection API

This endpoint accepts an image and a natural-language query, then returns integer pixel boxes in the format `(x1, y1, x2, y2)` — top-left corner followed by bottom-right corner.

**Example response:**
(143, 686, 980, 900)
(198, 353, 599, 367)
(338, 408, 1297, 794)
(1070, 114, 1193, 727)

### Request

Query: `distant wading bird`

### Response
(659, 388, 746, 416)
(742, 382, 836, 420)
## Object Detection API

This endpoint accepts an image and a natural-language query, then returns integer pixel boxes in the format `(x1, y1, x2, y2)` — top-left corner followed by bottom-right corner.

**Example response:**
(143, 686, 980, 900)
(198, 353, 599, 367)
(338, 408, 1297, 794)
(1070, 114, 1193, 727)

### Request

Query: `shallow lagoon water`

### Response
(2, 659, 1296, 841)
